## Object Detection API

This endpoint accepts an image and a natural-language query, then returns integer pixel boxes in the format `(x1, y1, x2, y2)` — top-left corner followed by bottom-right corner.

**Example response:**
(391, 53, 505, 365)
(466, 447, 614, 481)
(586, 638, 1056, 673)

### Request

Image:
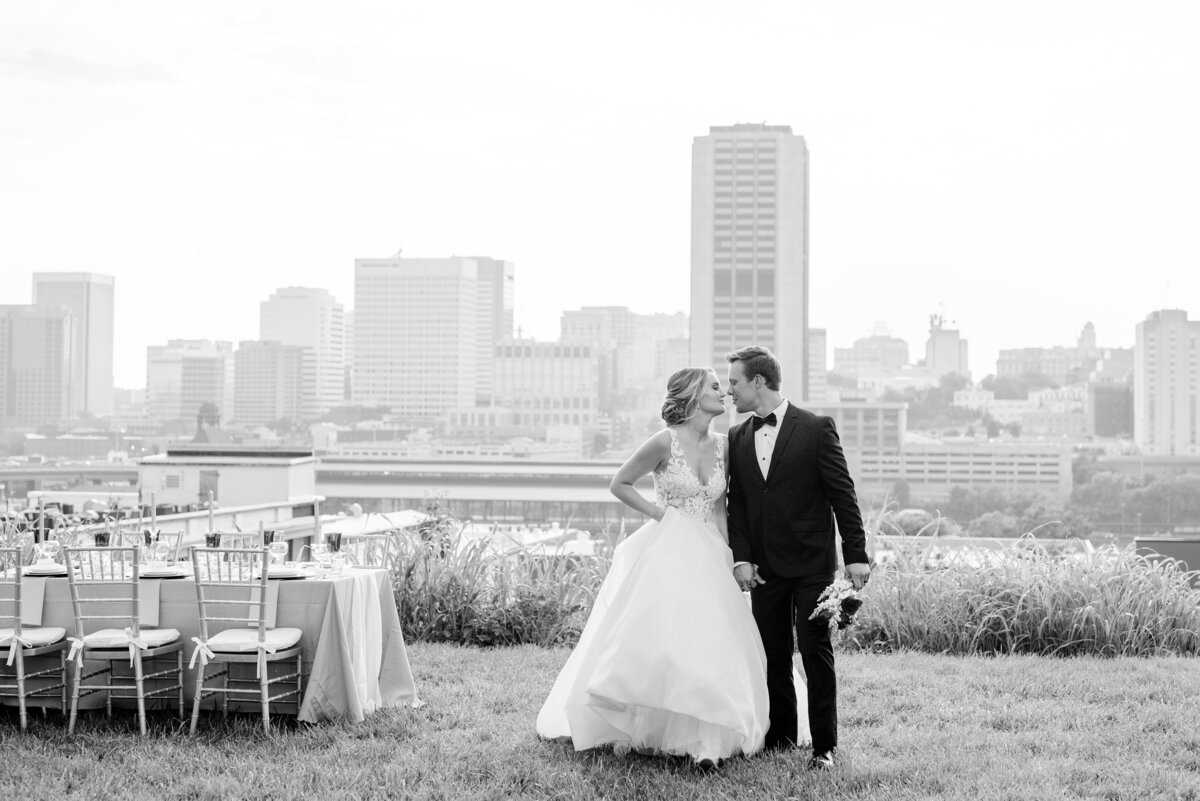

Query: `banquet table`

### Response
(9, 566, 420, 723)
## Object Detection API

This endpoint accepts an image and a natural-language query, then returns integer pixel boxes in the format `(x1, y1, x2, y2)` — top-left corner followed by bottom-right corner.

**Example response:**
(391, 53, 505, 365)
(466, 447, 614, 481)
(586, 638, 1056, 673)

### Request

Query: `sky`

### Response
(2, 1, 1199, 389)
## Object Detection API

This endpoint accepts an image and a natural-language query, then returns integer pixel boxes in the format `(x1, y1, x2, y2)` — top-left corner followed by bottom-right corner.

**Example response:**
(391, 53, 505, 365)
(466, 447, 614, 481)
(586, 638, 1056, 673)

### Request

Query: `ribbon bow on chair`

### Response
(189, 637, 215, 669)
(123, 629, 149, 667)
(67, 636, 86, 665)
(256, 641, 278, 680)
(1, 633, 34, 666)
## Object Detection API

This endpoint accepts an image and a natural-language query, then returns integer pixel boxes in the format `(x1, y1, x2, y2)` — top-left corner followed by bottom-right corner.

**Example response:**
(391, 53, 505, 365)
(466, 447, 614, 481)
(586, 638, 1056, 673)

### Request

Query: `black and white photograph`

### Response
(2, 2, 1199, 798)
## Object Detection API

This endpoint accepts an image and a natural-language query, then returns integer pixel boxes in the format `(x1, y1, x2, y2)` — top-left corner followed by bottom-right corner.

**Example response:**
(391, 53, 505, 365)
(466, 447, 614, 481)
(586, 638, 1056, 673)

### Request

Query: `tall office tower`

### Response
(808, 328, 828, 403)
(32, 272, 115, 416)
(146, 340, 234, 425)
(0, 305, 73, 426)
(469, 257, 515, 406)
(355, 255, 510, 422)
(690, 124, 809, 399)
(1135, 309, 1200, 455)
(259, 287, 345, 419)
(233, 341, 305, 426)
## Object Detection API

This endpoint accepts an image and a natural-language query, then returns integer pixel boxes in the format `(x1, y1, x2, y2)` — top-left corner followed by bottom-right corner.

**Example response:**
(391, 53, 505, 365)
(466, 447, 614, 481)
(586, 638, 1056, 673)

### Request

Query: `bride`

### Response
(536, 367, 806, 767)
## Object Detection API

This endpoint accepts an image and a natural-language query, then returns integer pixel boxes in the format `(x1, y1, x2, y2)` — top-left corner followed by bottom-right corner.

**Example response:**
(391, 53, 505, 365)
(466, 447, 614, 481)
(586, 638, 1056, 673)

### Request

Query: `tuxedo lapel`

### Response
(764, 403, 800, 484)
(734, 418, 764, 487)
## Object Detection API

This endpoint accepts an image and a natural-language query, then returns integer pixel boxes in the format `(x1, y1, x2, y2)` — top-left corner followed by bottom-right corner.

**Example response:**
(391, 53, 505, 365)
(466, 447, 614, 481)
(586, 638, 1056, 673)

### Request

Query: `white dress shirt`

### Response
(753, 398, 790, 480)
(734, 398, 789, 575)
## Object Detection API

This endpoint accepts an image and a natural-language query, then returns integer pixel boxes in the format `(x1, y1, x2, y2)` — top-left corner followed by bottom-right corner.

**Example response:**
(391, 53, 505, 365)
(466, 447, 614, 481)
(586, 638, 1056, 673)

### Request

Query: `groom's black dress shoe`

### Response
(694, 758, 717, 773)
(808, 750, 835, 771)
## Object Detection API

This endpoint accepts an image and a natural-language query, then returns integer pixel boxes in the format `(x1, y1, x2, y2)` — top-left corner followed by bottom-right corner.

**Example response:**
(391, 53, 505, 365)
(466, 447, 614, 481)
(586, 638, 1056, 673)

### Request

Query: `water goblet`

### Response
(331, 551, 348, 576)
(44, 539, 62, 563)
(310, 542, 331, 574)
(268, 541, 289, 566)
(151, 540, 171, 568)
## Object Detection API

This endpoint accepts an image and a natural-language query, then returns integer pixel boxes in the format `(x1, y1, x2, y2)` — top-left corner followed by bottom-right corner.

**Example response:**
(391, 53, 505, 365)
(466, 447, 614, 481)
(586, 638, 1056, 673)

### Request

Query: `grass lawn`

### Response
(2, 644, 1199, 800)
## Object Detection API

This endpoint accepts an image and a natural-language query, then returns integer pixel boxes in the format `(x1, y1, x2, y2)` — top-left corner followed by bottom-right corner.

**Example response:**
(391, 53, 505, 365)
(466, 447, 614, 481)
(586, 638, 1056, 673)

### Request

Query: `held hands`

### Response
(845, 562, 871, 590)
(733, 562, 765, 592)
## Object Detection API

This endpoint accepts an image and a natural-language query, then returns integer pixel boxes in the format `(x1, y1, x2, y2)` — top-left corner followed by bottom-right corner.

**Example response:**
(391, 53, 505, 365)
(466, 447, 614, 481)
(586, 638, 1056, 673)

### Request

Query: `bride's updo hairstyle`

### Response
(661, 367, 711, 426)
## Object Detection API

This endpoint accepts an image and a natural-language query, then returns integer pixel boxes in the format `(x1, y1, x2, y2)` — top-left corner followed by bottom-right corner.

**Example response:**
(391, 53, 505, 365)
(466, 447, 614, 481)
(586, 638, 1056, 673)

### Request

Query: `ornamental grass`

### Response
(847, 531, 1200, 657)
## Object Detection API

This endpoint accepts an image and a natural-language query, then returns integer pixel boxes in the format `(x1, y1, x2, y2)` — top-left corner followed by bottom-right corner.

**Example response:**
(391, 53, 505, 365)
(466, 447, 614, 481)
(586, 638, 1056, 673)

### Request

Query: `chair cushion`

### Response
(0, 626, 67, 648)
(207, 627, 302, 653)
(84, 628, 181, 649)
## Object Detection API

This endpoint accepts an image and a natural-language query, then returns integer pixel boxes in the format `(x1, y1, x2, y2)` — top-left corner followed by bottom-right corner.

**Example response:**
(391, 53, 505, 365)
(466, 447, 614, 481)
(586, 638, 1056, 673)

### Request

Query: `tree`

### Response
(939, 372, 971, 394)
(980, 372, 1058, 400)
(983, 414, 1001, 438)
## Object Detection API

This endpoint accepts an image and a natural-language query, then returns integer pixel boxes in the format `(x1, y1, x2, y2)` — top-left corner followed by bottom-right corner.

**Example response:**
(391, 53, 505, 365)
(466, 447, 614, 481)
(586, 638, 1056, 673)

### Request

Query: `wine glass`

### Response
(35, 539, 61, 565)
(268, 541, 289, 567)
(151, 540, 171, 568)
(310, 542, 331, 573)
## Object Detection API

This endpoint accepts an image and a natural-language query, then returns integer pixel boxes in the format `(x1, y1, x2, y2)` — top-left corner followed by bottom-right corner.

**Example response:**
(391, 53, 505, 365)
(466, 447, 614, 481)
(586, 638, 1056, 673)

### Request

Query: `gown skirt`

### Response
(536, 506, 802, 761)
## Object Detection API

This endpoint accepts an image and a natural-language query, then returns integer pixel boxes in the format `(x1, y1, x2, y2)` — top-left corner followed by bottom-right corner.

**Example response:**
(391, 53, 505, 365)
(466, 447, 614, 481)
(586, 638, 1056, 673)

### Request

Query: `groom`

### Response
(724, 345, 871, 770)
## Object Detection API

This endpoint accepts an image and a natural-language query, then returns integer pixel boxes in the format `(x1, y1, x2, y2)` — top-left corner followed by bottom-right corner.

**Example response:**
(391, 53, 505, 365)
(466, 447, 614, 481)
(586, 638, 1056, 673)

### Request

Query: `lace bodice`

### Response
(652, 428, 726, 523)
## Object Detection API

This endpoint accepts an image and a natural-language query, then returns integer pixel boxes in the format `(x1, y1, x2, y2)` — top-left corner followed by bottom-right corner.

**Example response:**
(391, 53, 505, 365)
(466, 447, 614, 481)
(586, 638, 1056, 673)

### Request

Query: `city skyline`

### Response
(3, 3, 1200, 388)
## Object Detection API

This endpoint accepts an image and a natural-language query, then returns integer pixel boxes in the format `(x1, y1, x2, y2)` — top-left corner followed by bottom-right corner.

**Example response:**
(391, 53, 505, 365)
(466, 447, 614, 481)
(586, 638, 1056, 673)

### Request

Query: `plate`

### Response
(257, 568, 308, 580)
(24, 564, 68, 576)
(141, 568, 189, 579)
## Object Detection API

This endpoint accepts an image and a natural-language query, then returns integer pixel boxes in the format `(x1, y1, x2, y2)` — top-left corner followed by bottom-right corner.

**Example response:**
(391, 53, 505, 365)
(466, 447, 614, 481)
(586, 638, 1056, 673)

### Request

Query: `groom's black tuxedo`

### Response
(726, 402, 868, 755)
(727, 403, 869, 576)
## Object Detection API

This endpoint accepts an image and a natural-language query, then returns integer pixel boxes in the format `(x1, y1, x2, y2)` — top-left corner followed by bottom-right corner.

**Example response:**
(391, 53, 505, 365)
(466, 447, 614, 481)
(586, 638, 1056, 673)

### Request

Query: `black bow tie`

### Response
(752, 413, 777, 431)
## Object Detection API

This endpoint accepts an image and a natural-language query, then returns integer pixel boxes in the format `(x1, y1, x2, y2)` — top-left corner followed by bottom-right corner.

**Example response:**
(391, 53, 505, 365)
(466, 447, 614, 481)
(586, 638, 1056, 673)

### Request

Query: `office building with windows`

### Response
(32, 272, 114, 416)
(259, 287, 345, 419)
(690, 124, 809, 398)
(1135, 309, 1200, 455)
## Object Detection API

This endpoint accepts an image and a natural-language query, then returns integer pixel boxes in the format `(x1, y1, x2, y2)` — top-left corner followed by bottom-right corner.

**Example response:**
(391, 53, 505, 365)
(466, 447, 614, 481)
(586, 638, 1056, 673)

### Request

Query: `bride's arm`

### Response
(712, 490, 729, 546)
(609, 430, 672, 521)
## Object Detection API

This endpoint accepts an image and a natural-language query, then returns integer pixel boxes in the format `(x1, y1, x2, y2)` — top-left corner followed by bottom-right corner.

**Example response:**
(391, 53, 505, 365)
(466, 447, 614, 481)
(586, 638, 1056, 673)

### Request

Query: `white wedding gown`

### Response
(536, 429, 807, 761)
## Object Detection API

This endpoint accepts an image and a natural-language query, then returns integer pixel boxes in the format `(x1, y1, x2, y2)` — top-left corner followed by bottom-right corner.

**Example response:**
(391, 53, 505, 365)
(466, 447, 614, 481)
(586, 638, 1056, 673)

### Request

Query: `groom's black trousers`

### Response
(751, 570, 838, 754)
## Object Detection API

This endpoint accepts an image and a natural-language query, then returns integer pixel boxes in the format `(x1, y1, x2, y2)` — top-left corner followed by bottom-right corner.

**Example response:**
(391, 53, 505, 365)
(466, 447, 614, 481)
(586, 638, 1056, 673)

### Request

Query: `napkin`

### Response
(21, 577, 47, 626)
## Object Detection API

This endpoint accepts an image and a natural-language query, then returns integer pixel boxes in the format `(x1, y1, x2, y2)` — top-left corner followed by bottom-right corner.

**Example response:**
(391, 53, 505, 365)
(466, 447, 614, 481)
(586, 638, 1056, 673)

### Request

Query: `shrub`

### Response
(392, 530, 610, 647)
(846, 534, 1200, 657)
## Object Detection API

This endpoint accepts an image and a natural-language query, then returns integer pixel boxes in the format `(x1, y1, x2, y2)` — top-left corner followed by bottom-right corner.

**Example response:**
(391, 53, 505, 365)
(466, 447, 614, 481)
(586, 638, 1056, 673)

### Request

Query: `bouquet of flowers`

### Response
(808, 577, 863, 633)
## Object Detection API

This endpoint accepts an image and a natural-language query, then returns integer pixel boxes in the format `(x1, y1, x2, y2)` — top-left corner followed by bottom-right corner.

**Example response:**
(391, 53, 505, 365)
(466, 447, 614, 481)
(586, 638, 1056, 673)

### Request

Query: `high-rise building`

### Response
(469, 257, 515, 406)
(690, 124, 809, 399)
(259, 287, 345, 419)
(32, 272, 115, 416)
(0, 305, 74, 426)
(353, 255, 509, 422)
(1134, 309, 1200, 455)
(146, 340, 234, 425)
(233, 340, 305, 426)
(808, 328, 828, 403)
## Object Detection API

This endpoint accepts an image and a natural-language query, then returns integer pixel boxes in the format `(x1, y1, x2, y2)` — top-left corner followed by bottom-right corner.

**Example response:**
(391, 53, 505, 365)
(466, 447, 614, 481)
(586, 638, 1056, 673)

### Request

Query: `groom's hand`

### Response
(733, 563, 764, 591)
(845, 562, 871, 590)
